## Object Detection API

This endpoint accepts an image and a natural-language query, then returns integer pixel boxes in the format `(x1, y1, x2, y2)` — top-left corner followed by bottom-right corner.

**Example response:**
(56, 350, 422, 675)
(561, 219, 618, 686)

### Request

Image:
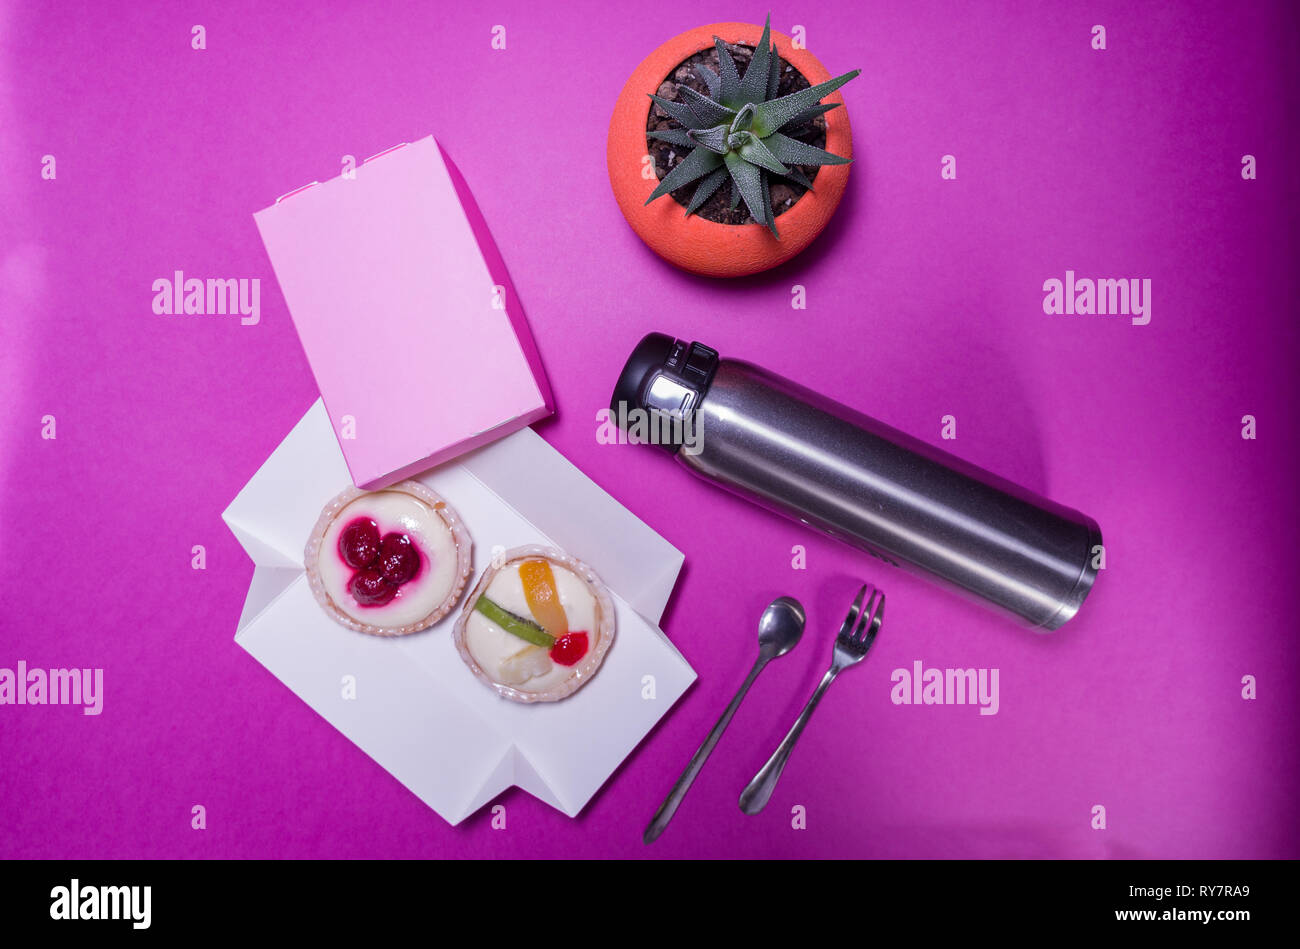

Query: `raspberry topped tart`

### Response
(305, 481, 472, 636)
(453, 546, 616, 703)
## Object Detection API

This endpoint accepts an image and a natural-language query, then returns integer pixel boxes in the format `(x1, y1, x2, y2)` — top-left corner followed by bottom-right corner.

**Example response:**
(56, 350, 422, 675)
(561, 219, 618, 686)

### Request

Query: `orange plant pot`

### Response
(607, 21, 854, 279)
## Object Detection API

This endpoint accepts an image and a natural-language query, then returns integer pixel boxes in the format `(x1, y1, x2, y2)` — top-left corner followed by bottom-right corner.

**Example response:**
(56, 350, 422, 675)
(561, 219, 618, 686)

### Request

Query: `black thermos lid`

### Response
(611, 332, 676, 417)
(611, 332, 718, 453)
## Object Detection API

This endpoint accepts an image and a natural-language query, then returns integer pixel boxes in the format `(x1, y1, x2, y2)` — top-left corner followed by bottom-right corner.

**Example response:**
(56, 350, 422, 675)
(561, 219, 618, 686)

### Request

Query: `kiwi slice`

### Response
(474, 596, 556, 648)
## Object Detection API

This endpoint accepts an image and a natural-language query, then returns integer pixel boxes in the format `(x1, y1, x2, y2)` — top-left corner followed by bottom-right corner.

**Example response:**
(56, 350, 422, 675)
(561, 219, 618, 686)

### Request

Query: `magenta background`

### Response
(2, 0, 1297, 859)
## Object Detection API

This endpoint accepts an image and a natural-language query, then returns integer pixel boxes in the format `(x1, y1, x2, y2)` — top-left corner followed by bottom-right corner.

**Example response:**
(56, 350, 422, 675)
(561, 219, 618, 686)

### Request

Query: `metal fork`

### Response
(739, 583, 884, 815)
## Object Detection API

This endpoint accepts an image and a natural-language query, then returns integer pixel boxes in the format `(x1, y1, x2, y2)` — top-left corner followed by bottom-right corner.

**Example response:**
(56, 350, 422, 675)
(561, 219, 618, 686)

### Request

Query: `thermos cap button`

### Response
(684, 342, 718, 383)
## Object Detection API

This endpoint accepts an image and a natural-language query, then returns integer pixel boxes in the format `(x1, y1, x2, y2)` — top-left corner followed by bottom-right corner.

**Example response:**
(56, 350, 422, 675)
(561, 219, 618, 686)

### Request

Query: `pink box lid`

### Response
(253, 135, 554, 489)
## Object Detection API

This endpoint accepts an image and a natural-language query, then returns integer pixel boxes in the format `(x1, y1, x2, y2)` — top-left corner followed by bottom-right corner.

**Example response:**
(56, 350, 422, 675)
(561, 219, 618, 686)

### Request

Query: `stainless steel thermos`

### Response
(611, 333, 1102, 630)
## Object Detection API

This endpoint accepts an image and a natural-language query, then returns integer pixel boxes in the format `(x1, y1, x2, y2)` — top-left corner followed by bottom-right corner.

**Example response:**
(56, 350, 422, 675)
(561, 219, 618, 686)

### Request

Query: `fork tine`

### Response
(862, 590, 885, 648)
(838, 584, 866, 639)
(853, 587, 878, 641)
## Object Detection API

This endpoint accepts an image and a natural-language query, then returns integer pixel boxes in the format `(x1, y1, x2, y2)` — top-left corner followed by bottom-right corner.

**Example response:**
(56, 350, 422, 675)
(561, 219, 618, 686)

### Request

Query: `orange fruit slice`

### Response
(519, 559, 569, 637)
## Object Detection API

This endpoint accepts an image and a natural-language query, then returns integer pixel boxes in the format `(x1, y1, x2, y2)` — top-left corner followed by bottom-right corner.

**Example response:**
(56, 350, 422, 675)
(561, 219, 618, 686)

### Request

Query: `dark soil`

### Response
(646, 43, 829, 225)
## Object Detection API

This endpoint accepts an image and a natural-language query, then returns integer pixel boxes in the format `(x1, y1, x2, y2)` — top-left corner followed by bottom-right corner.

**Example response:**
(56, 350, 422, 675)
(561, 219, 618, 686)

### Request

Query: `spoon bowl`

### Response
(757, 596, 806, 659)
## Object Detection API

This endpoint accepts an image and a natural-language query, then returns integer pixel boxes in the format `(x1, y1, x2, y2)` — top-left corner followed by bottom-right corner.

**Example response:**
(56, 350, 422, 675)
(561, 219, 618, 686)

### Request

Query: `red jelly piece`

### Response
(378, 532, 421, 586)
(339, 518, 381, 570)
(350, 569, 397, 606)
(549, 632, 589, 666)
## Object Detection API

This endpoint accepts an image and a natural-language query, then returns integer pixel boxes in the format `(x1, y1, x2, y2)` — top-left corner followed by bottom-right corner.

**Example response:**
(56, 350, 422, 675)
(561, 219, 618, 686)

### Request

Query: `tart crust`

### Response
(304, 481, 473, 637)
(453, 545, 616, 703)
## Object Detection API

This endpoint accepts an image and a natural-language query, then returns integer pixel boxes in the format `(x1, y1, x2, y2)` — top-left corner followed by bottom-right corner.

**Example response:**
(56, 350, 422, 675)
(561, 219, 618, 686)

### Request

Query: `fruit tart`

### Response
(305, 481, 472, 637)
(453, 546, 615, 703)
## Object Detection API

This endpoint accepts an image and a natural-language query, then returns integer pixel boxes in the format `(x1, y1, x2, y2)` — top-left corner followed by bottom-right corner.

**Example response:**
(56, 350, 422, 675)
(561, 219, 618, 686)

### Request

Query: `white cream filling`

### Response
(319, 490, 458, 627)
(465, 560, 599, 693)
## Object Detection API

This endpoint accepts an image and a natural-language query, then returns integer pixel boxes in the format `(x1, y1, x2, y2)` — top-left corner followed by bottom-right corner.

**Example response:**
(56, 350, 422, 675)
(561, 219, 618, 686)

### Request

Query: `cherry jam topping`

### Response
(350, 569, 397, 605)
(549, 632, 589, 666)
(378, 532, 420, 585)
(338, 519, 424, 608)
(339, 518, 381, 569)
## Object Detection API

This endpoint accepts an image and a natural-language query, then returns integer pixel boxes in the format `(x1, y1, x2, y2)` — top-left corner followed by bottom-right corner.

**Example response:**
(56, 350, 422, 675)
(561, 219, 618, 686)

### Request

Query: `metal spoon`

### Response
(643, 596, 805, 844)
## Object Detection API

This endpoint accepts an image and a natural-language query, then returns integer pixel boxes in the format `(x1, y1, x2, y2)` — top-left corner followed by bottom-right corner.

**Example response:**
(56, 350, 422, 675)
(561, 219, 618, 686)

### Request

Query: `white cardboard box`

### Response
(223, 401, 695, 824)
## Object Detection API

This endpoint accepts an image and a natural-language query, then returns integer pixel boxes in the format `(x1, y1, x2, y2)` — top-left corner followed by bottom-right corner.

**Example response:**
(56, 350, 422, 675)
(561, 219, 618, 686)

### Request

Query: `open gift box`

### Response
(230, 135, 695, 823)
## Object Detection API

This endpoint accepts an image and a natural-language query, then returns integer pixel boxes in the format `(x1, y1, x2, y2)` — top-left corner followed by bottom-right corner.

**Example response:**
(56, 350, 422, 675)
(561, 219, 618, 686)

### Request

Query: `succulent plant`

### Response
(645, 15, 859, 238)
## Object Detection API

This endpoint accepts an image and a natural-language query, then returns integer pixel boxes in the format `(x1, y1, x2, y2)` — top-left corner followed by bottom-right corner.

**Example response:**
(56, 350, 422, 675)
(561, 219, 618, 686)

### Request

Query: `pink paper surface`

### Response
(1, 0, 1297, 859)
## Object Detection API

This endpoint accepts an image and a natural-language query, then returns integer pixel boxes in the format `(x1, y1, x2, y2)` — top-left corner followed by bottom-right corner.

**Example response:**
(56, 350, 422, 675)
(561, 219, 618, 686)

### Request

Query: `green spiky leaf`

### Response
(739, 16, 773, 102)
(737, 133, 790, 176)
(678, 85, 736, 127)
(762, 131, 851, 167)
(723, 151, 766, 225)
(767, 41, 781, 100)
(648, 93, 711, 130)
(646, 147, 724, 203)
(729, 180, 742, 209)
(648, 128, 693, 147)
(759, 169, 778, 237)
(686, 124, 730, 154)
(694, 63, 720, 99)
(729, 102, 756, 134)
(782, 102, 839, 129)
(685, 166, 729, 214)
(714, 38, 742, 107)
(750, 69, 861, 138)
(777, 165, 815, 190)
